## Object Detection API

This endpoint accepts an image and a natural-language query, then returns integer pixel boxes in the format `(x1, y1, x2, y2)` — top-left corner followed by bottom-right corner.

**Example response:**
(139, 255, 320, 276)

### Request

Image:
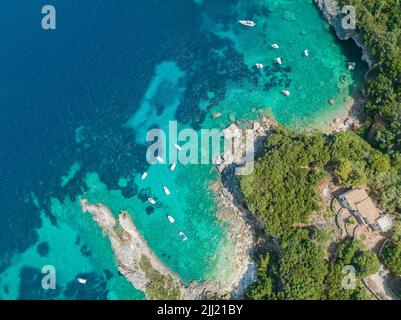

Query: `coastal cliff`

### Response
(314, 0, 374, 67)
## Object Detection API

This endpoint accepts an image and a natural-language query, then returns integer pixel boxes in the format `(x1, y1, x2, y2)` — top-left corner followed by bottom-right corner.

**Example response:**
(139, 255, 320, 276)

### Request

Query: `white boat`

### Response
(271, 43, 279, 49)
(256, 63, 264, 69)
(212, 112, 222, 119)
(304, 49, 309, 56)
(148, 197, 156, 205)
(156, 156, 164, 163)
(174, 144, 182, 151)
(348, 62, 356, 70)
(170, 163, 176, 171)
(141, 172, 148, 180)
(163, 186, 171, 196)
(275, 57, 282, 65)
(77, 278, 87, 284)
(179, 232, 188, 241)
(238, 20, 256, 27)
(282, 90, 291, 96)
(167, 215, 175, 223)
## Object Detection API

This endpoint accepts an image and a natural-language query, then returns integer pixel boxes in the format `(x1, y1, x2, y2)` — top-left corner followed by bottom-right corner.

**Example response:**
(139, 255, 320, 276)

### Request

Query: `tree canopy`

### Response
(240, 127, 330, 236)
(339, 0, 401, 157)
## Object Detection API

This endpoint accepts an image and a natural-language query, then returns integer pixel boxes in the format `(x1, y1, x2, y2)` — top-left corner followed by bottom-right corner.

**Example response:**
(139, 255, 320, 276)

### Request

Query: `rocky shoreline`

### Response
(314, 0, 374, 67)
(79, 117, 277, 300)
(313, 0, 372, 134)
(79, 3, 372, 299)
(210, 116, 278, 298)
(81, 199, 183, 299)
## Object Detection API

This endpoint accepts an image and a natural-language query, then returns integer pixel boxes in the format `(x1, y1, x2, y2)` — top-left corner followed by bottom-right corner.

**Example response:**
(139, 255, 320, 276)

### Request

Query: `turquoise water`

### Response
(0, 0, 365, 299)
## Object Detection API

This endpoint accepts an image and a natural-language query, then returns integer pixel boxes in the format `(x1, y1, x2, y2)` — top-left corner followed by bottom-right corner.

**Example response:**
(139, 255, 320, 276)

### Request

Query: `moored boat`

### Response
(238, 20, 256, 27)
(170, 163, 176, 171)
(348, 62, 356, 70)
(174, 144, 182, 151)
(212, 112, 222, 119)
(179, 232, 188, 241)
(163, 186, 171, 196)
(156, 156, 164, 163)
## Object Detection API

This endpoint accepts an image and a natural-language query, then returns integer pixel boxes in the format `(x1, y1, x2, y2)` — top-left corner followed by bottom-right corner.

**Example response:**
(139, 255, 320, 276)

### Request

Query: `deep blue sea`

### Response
(0, 0, 365, 299)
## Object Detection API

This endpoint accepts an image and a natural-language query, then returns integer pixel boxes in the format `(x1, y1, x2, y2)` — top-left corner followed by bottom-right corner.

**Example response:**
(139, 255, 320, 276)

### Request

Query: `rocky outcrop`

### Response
(81, 199, 182, 298)
(217, 117, 277, 173)
(211, 116, 278, 297)
(314, 0, 374, 67)
(81, 197, 259, 299)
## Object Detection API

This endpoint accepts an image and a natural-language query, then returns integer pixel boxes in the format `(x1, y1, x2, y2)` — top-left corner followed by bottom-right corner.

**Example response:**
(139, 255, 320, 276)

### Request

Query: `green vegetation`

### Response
(371, 167, 401, 214)
(382, 220, 401, 275)
(338, 0, 400, 157)
(352, 251, 380, 278)
(382, 242, 401, 275)
(247, 228, 328, 300)
(330, 132, 390, 187)
(324, 239, 372, 300)
(240, 128, 384, 300)
(140, 255, 182, 300)
(241, 1, 400, 300)
(240, 128, 393, 237)
(240, 127, 330, 236)
(247, 254, 273, 299)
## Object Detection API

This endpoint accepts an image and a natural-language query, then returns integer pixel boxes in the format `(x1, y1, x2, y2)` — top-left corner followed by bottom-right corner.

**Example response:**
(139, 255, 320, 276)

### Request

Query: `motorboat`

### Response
(77, 278, 87, 284)
(212, 112, 222, 119)
(304, 49, 309, 56)
(179, 232, 188, 241)
(271, 43, 279, 49)
(282, 90, 290, 96)
(156, 156, 164, 163)
(167, 215, 175, 223)
(238, 20, 256, 27)
(275, 57, 282, 65)
(163, 186, 171, 196)
(170, 163, 176, 171)
(348, 62, 356, 70)
(256, 63, 264, 69)
(141, 172, 148, 180)
(148, 197, 156, 205)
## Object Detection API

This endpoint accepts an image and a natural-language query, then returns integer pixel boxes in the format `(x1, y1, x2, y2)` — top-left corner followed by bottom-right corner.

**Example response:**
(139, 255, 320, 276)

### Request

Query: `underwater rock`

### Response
(282, 11, 296, 21)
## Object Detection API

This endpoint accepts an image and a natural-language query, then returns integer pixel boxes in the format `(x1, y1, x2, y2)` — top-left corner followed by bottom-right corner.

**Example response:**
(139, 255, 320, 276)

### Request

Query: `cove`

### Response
(0, 0, 366, 299)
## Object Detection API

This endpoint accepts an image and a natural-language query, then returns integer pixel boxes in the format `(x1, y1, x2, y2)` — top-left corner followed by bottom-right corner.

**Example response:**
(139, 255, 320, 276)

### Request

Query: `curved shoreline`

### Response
(79, 117, 276, 300)
(314, 0, 374, 68)
(80, 195, 256, 299)
(78, 2, 372, 300)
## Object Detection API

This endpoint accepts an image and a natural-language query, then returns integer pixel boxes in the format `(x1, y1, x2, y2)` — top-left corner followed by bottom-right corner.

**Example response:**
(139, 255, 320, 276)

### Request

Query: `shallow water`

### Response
(0, 0, 365, 299)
